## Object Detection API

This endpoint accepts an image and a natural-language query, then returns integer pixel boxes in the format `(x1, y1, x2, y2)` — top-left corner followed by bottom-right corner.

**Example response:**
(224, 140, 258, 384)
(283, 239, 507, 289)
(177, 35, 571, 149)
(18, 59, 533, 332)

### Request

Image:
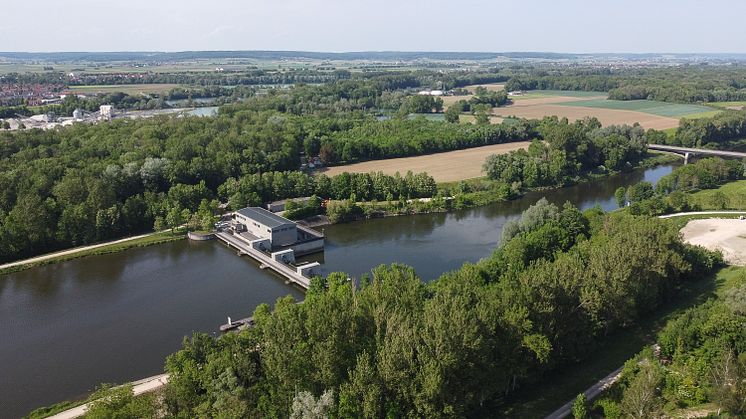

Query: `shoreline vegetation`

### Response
(0, 153, 677, 276)
(39, 198, 722, 418)
(322, 151, 678, 224)
(0, 230, 185, 276)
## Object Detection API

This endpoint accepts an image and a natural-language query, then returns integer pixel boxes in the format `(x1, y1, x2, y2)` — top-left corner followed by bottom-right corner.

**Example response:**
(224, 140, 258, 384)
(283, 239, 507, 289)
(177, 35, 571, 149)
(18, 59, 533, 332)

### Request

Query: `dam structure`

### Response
(215, 207, 324, 290)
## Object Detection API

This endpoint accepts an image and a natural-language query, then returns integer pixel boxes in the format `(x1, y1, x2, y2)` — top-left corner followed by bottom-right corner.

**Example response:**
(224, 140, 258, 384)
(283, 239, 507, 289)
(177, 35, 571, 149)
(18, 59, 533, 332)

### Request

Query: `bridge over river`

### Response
(648, 144, 746, 163)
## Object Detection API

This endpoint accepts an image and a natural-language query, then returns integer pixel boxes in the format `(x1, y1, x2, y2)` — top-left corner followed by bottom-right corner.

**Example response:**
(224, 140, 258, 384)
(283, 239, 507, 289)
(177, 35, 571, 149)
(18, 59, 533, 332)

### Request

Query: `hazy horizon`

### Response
(4, 0, 746, 54)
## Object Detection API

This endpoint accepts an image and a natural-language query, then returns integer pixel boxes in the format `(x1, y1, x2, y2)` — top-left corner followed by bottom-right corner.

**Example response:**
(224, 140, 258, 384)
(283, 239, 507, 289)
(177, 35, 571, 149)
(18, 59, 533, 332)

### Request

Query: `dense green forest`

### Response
(0, 74, 544, 263)
(483, 118, 649, 187)
(667, 109, 746, 148)
(592, 268, 746, 418)
(78, 202, 721, 417)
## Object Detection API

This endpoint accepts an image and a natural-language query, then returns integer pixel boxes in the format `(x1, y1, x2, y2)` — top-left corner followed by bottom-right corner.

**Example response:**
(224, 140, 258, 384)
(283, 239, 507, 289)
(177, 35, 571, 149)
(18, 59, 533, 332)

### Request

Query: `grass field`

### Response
(69, 84, 183, 95)
(319, 142, 531, 182)
(679, 110, 723, 119)
(689, 180, 746, 210)
(705, 101, 746, 110)
(408, 113, 446, 121)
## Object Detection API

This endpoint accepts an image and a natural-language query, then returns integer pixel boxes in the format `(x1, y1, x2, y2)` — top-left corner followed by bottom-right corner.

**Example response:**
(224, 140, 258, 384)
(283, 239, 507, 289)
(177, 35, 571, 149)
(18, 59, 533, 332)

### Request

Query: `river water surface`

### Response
(0, 165, 674, 417)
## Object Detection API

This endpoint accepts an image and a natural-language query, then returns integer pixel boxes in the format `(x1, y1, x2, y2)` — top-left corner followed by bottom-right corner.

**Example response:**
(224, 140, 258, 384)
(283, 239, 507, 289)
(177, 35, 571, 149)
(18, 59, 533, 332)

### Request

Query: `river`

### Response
(0, 164, 674, 417)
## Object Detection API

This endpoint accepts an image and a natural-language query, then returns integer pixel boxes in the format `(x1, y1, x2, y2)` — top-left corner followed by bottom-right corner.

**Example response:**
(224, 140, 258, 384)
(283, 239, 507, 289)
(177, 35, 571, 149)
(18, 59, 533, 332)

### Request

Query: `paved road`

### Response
(47, 374, 169, 419)
(0, 226, 185, 271)
(648, 144, 746, 159)
(544, 367, 623, 419)
(659, 211, 746, 219)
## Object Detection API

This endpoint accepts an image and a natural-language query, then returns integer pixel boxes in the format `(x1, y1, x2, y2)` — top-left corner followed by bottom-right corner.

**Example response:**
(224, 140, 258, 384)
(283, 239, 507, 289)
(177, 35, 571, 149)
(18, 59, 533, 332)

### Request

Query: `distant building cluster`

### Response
(0, 83, 64, 106)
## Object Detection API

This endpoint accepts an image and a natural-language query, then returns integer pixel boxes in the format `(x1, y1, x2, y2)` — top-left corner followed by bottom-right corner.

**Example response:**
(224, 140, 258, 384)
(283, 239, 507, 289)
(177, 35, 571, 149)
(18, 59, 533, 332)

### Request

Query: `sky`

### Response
(3, 0, 746, 53)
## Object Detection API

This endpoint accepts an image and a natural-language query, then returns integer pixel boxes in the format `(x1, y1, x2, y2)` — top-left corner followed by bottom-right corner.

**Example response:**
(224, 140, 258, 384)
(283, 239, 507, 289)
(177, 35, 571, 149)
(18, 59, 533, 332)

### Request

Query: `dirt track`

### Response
(320, 142, 530, 182)
(680, 218, 746, 265)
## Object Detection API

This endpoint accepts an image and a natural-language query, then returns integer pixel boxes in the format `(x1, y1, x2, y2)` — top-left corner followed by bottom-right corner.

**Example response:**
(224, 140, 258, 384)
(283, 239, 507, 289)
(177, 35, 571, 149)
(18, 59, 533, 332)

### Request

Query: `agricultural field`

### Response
(464, 83, 505, 93)
(556, 98, 716, 117)
(491, 90, 721, 130)
(510, 90, 608, 100)
(320, 141, 531, 182)
(68, 84, 183, 95)
(441, 94, 471, 107)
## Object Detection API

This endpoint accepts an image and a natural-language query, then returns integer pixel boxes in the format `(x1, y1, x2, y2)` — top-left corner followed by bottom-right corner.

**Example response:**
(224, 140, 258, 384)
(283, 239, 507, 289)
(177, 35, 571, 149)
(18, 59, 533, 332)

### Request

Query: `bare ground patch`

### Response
(681, 218, 746, 265)
(319, 142, 531, 182)
(465, 83, 505, 93)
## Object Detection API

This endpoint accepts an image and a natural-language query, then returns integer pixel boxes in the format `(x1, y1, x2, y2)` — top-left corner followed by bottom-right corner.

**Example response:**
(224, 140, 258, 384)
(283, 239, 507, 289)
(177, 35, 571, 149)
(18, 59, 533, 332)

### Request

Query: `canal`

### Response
(0, 164, 674, 417)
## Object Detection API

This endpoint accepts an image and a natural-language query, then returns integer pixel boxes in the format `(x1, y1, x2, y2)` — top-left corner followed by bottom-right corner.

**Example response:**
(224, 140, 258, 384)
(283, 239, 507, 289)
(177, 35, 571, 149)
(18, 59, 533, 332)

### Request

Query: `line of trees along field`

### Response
(665, 109, 746, 148)
(8, 64, 746, 106)
(503, 65, 746, 103)
(1, 68, 508, 91)
(482, 118, 651, 188)
(77, 202, 721, 417)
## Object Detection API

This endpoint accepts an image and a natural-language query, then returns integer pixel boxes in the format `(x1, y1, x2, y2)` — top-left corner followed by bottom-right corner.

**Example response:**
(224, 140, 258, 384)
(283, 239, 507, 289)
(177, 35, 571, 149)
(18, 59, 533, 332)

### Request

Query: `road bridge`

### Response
(648, 144, 746, 164)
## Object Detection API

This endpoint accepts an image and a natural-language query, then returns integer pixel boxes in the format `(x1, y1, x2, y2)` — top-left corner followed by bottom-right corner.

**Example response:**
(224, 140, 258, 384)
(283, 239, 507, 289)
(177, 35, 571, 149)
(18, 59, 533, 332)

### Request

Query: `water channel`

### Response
(0, 164, 675, 417)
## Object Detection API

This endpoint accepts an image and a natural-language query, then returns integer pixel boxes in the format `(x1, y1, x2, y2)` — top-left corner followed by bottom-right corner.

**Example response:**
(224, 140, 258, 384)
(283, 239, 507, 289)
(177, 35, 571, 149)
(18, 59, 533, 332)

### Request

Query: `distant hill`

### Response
(1, 50, 745, 63)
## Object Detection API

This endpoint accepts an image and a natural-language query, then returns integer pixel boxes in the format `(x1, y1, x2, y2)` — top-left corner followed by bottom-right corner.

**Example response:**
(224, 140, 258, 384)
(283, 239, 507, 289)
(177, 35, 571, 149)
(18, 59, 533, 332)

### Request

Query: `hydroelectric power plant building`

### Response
(211, 207, 324, 291)
(233, 207, 298, 247)
(230, 207, 324, 257)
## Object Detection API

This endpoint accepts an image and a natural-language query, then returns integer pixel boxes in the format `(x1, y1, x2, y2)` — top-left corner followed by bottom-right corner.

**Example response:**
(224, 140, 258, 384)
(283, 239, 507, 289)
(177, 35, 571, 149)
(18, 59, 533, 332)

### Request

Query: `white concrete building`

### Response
(233, 207, 298, 247)
(100, 105, 113, 120)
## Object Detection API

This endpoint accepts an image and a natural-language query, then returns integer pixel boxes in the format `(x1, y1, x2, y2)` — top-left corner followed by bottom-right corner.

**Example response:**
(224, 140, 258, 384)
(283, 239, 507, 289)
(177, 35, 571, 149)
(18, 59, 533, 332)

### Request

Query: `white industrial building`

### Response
(417, 90, 444, 96)
(100, 105, 113, 120)
(233, 207, 297, 247)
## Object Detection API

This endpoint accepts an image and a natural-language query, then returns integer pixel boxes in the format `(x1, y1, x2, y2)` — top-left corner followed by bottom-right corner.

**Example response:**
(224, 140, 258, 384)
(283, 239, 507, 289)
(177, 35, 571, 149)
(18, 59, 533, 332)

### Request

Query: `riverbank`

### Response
(3, 163, 676, 417)
(324, 152, 679, 224)
(0, 230, 185, 276)
(1, 154, 677, 275)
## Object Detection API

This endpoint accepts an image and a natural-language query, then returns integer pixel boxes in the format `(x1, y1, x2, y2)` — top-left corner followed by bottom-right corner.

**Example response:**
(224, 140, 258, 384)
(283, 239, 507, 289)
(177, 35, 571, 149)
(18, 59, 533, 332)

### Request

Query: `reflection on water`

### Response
(319, 164, 675, 280)
(0, 241, 303, 417)
(0, 164, 675, 417)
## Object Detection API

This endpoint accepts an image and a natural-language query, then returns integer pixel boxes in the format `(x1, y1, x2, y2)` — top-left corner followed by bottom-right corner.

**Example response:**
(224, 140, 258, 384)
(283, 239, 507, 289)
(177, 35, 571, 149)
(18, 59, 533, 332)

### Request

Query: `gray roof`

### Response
(236, 207, 295, 228)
